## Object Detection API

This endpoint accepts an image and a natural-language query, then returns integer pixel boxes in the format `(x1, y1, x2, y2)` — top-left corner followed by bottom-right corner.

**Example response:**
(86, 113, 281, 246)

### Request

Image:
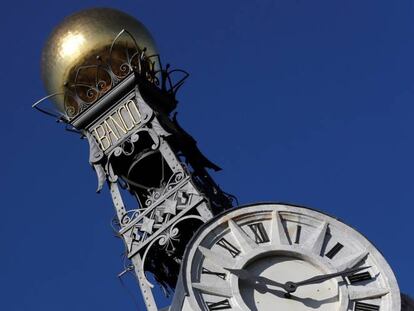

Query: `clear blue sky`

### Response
(1, 1, 413, 310)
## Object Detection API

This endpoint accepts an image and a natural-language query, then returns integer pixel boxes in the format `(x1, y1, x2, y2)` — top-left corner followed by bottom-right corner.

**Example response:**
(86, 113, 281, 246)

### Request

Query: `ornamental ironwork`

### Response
(34, 26, 236, 310)
(33, 29, 189, 123)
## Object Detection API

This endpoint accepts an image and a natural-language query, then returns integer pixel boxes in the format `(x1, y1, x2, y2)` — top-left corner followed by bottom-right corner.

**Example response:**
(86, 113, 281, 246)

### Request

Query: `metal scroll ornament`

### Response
(33, 29, 189, 123)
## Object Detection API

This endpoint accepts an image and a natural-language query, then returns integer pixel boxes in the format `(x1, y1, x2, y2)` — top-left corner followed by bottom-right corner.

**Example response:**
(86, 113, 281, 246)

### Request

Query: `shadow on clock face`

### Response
(239, 256, 340, 311)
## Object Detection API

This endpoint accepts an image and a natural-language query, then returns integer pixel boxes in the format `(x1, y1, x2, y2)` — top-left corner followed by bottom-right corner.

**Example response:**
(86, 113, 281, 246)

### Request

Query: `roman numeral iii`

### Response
(355, 301, 380, 311)
(348, 272, 372, 284)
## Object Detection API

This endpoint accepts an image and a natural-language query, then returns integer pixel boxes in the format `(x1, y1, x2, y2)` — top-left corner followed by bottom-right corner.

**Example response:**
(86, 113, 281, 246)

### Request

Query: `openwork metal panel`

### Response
(83, 80, 233, 299)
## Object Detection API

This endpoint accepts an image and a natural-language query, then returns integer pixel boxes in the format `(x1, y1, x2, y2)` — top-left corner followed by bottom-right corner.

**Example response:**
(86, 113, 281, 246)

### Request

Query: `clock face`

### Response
(181, 204, 400, 311)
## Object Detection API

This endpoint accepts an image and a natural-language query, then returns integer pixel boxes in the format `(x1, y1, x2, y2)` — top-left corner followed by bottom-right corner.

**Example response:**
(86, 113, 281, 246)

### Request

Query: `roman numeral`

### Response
(206, 299, 231, 310)
(354, 301, 379, 311)
(193, 282, 232, 298)
(228, 220, 257, 252)
(348, 272, 372, 284)
(294, 225, 302, 244)
(325, 242, 344, 259)
(217, 238, 241, 258)
(202, 267, 226, 280)
(248, 222, 269, 243)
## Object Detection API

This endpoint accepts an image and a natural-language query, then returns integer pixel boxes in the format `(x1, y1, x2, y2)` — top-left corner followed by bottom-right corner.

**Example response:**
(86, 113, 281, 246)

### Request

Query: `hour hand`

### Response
(224, 268, 252, 280)
(285, 265, 371, 293)
(225, 268, 285, 290)
(225, 268, 267, 293)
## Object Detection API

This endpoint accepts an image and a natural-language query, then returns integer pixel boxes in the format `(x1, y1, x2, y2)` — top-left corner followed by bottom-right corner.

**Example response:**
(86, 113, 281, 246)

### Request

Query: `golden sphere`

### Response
(41, 7, 158, 113)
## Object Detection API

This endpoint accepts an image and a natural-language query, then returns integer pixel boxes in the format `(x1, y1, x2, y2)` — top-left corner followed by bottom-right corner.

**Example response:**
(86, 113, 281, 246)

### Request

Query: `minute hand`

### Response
(285, 265, 370, 293)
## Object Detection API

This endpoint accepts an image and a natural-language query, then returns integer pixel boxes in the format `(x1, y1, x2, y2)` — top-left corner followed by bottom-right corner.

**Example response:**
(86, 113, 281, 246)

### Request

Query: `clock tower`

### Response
(35, 7, 410, 311)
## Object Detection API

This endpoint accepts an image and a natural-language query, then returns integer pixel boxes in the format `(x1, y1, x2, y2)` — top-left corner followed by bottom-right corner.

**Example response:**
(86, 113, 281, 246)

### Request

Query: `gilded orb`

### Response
(41, 7, 158, 113)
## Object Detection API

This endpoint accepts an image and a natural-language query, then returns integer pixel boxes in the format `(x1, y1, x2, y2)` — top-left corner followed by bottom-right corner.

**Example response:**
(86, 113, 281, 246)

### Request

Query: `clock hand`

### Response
(256, 275, 286, 289)
(224, 268, 268, 293)
(284, 265, 371, 293)
(224, 268, 252, 280)
(225, 268, 285, 290)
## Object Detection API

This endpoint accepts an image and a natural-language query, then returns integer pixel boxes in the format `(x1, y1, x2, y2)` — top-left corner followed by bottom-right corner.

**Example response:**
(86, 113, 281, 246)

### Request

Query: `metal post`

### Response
(131, 254, 158, 311)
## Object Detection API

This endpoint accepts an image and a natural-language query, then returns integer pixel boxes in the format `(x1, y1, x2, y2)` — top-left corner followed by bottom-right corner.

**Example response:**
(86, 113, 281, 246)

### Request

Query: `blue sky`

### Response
(1, 0, 413, 310)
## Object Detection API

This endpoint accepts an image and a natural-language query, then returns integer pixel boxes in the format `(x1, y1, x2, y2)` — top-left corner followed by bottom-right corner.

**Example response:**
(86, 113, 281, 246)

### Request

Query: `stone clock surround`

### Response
(172, 203, 401, 311)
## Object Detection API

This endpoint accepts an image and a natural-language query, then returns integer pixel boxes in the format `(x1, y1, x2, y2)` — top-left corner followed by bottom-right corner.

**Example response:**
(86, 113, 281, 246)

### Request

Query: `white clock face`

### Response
(181, 204, 400, 311)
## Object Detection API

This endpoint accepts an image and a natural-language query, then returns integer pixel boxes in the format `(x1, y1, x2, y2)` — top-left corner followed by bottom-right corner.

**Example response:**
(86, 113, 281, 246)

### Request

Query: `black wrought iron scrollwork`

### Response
(34, 27, 235, 298)
(120, 208, 145, 226)
(140, 214, 205, 288)
(144, 171, 185, 207)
